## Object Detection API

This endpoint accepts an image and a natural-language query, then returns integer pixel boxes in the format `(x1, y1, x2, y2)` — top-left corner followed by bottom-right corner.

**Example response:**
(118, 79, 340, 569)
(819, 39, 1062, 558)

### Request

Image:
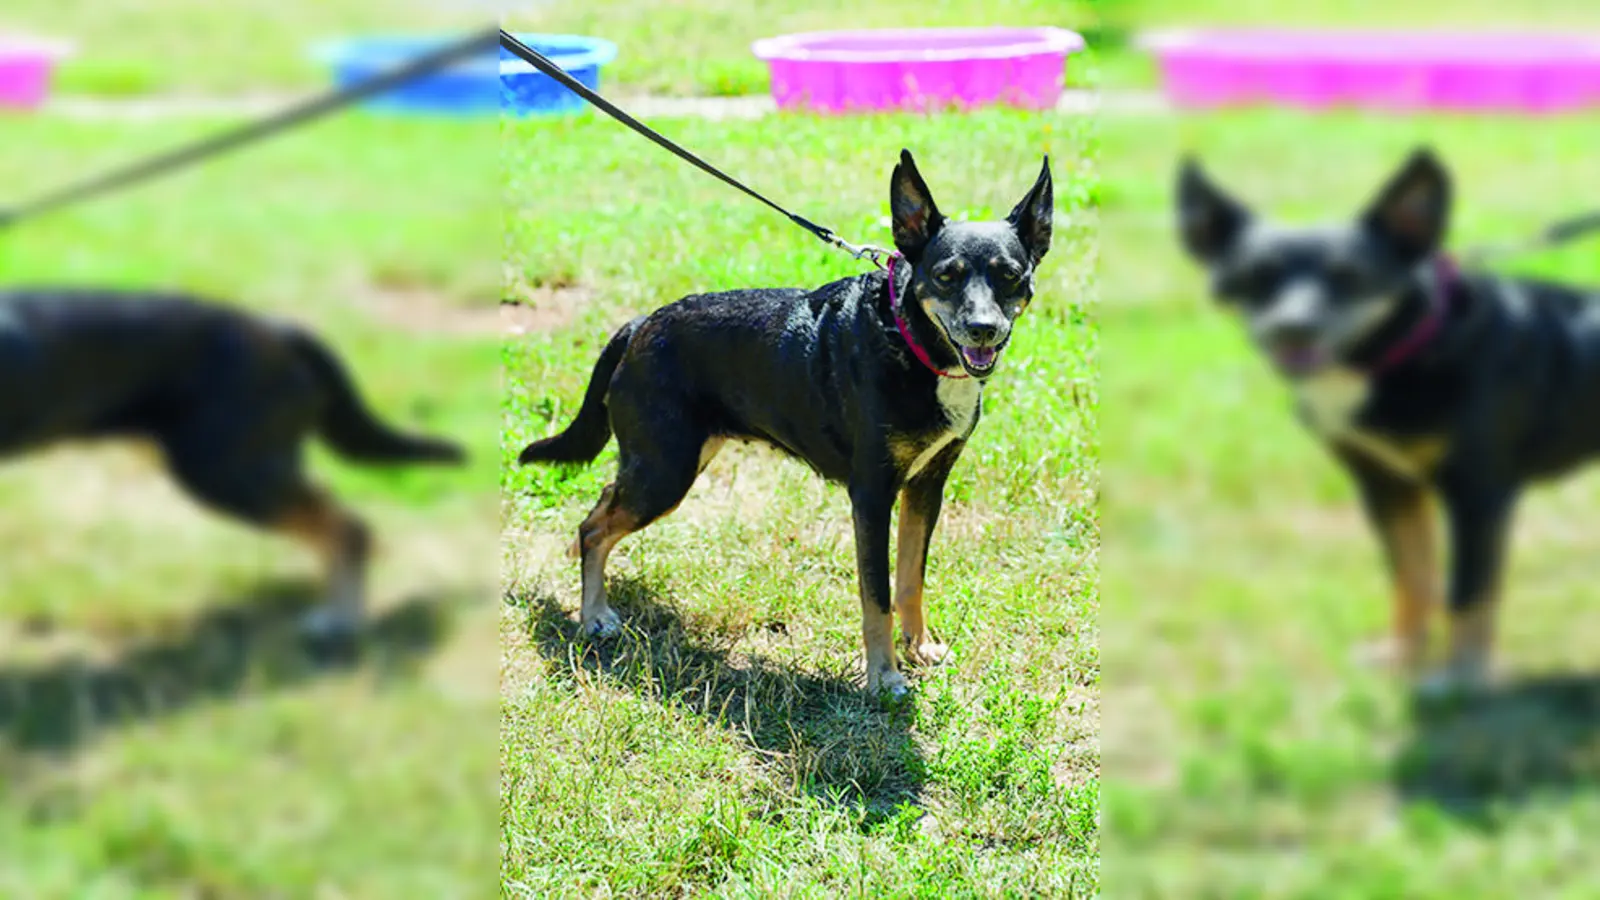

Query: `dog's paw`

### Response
(1411, 662, 1490, 703)
(1350, 636, 1401, 668)
(298, 606, 360, 641)
(905, 641, 952, 667)
(867, 667, 911, 701)
(1350, 636, 1426, 676)
(297, 607, 362, 663)
(582, 608, 622, 640)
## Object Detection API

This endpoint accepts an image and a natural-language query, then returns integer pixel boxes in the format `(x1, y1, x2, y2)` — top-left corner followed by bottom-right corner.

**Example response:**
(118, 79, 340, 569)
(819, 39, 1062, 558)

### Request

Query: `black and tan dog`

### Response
(519, 150, 1053, 696)
(1177, 147, 1600, 695)
(0, 288, 463, 634)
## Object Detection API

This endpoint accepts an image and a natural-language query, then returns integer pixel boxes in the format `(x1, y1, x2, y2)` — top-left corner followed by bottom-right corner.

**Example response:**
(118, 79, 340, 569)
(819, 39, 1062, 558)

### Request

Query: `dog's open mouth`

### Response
(958, 343, 1003, 376)
(1270, 338, 1328, 378)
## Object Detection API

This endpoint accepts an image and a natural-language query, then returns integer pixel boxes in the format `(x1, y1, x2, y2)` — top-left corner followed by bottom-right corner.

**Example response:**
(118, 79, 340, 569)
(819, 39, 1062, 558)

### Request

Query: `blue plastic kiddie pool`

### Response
(500, 34, 618, 116)
(314, 33, 616, 116)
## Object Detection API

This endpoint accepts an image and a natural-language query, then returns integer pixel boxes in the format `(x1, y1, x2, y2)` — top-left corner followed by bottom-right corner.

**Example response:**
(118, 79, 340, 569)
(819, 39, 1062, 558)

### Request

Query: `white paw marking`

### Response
(909, 642, 951, 667)
(1350, 637, 1400, 668)
(870, 668, 911, 699)
(1412, 663, 1488, 700)
(299, 606, 359, 640)
(1350, 636, 1426, 675)
(584, 608, 622, 639)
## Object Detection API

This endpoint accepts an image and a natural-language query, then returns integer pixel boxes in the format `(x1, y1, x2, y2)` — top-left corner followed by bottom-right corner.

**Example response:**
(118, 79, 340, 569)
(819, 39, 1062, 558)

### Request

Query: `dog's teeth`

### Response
(962, 347, 998, 370)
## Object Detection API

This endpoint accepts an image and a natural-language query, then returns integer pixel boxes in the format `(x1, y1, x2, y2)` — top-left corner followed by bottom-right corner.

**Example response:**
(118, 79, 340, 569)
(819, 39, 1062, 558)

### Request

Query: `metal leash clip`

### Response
(830, 235, 895, 269)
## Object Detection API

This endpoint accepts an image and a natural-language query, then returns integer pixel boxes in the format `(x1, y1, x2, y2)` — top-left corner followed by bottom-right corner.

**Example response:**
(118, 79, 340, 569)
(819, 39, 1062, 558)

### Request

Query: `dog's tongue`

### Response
(961, 346, 998, 371)
(1273, 342, 1325, 377)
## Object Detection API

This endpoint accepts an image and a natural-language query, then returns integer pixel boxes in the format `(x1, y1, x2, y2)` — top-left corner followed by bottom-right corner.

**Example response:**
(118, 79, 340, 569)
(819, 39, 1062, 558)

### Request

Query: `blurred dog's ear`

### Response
(1361, 147, 1451, 263)
(1177, 157, 1250, 264)
(1007, 155, 1054, 267)
(890, 149, 946, 261)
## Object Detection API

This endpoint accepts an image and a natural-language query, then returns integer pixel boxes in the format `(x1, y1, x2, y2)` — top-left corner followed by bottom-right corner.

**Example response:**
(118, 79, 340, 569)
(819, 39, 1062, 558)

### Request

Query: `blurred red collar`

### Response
(1373, 254, 1457, 373)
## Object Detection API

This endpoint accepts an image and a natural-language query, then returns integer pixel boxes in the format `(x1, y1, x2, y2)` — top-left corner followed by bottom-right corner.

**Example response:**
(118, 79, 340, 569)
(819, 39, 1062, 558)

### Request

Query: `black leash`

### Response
(1466, 208, 1600, 266)
(498, 29, 892, 267)
(0, 27, 498, 231)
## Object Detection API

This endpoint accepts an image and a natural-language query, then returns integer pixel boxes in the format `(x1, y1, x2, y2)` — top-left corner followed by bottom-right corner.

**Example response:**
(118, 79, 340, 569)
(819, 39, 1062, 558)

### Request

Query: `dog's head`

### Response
(1176, 147, 1452, 379)
(890, 149, 1053, 378)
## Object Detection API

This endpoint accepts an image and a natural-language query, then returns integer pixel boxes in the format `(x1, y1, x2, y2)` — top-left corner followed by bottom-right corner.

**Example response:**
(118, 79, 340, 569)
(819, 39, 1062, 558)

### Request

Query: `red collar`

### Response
(1372, 254, 1457, 373)
(888, 254, 969, 380)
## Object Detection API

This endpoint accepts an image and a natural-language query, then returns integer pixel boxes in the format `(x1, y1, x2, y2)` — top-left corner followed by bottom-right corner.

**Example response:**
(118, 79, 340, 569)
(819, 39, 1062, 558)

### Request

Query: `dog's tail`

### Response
(518, 318, 641, 466)
(286, 328, 466, 465)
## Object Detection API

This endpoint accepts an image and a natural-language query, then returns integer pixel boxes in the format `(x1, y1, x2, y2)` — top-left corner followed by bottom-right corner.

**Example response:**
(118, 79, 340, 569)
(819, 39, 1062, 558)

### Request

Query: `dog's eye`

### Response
(934, 268, 961, 285)
(1217, 261, 1281, 300)
(1325, 263, 1363, 293)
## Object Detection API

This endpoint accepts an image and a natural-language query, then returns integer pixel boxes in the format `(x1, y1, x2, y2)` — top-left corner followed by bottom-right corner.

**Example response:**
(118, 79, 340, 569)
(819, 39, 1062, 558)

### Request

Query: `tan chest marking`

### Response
(1296, 367, 1369, 437)
(896, 378, 982, 481)
(1295, 368, 1447, 481)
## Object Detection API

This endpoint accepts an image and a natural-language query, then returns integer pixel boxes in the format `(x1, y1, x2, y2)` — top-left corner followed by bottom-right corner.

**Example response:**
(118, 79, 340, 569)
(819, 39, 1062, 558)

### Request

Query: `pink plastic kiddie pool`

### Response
(1141, 29, 1600, 114)
(752, 27, 1084, 113)
(0, 36, 71, 110)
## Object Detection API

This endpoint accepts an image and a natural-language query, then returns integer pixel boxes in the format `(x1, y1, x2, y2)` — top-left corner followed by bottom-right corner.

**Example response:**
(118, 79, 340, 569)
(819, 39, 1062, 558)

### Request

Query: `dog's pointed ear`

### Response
(1007, 155, 1054, 267)
(1177, 156, 1250, 264)
(1360, 147, 1451, 262)
(891, 149, 945, 260)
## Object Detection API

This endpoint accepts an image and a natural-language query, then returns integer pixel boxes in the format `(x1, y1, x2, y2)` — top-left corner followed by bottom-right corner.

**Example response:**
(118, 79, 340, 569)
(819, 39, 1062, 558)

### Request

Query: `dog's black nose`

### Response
(963, 319, 1003, 345)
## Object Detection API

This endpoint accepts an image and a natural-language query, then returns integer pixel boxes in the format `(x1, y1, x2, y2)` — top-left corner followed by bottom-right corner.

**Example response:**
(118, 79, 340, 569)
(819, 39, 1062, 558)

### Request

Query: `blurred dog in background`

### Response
(1179, 147, 1600, 696)
(0, 288, 464, 637)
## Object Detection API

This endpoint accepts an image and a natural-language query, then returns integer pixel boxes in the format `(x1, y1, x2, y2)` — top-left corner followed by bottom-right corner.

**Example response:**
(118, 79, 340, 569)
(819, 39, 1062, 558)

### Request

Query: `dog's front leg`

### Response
(897, 444, 962, 667)
(851, 477, 906, 697)
(1429, 474, 1518, 696)
(1339, 448, 1438, 676)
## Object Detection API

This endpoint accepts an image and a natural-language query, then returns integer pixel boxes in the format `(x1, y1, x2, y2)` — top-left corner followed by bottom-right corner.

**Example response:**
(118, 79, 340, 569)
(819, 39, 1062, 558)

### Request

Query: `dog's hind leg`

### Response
(273, 485, 372, 638)
(566, 437, 724, 561)
(575, 482, 630, 637)
(166, 434, 371, 637)
(896, 445, 962, 668)
(159, 371, 371, 638)
(573, 424, 711, 639)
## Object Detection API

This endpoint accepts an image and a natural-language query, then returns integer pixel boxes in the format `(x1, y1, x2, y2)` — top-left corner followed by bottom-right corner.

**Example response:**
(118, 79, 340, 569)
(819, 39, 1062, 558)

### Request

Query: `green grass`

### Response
(508, 0, 1099, 97)
(501, 109, 1099, 895)
(0, 0, 484, 95)
(0, 111, 499, 896)
(1101, 107, 1600, 896)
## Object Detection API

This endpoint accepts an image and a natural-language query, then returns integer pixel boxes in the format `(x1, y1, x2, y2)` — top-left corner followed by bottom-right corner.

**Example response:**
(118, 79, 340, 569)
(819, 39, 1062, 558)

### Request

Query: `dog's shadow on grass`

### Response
(0, 579, 459, 760)
(1395, 672, 1600, 823)
(517, 574, 928, 816)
